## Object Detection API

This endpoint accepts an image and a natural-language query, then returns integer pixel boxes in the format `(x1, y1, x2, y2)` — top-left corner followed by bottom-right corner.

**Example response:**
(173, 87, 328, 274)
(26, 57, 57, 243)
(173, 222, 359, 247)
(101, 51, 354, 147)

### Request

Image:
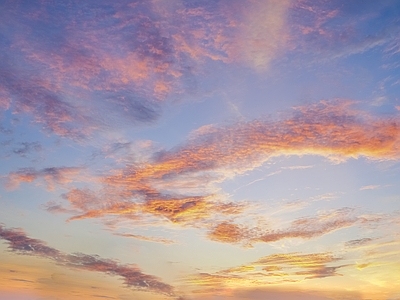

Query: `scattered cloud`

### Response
(42, 100, 400, 245)
(1, 0, 399, 141)
(0, 224, 177, 297)
(290, 0, 400, 60)
(1, 1, 400, 299)
(0, 0, 294, 139)
(5, 167, 83, 190)
(186, 251, 347, 291)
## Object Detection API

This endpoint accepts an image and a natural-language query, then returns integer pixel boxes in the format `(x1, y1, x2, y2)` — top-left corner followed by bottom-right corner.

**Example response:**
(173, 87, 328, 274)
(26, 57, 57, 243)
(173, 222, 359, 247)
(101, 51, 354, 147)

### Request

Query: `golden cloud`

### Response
(185, 251, 346, 291)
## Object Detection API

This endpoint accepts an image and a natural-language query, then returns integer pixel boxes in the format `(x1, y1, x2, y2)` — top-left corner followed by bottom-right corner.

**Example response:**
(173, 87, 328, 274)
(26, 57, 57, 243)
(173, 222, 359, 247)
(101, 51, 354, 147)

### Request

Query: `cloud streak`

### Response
(186, 251, 347, 291)
(208, 207, 357, 246)
(0, 224, 176, 297)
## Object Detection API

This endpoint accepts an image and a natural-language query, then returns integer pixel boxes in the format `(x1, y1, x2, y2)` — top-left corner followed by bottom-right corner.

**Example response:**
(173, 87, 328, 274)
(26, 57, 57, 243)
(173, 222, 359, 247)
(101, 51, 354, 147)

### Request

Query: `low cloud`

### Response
(0, 224, 177, 297)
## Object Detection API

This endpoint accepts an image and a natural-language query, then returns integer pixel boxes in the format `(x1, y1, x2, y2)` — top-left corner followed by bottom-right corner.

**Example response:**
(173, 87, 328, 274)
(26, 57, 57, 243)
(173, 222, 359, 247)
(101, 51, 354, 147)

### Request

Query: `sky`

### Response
(1, 0, 400, 299)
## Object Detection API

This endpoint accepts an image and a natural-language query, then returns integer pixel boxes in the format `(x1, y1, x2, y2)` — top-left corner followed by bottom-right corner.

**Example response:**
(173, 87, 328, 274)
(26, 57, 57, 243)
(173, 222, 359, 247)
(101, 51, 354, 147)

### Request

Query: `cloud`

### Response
(0, 225, 62, 258)
(11, 142, 42, 157)
(113, 233, 175, 245)
(226, 288, 361, 300)
(186, 251, 347, 292)
(66, 190, 244, 227)
(0, 224, 177, 297)
(0, 57, 94, 139)
(111, 100, 399, 185)
(359, 185, 380, 191)
(256, 207, 356, 243)
(231, 0, 291, 70)
(0, 2, 177, 138)
(45, 100, 400, 245)
(5, 167, 83, 190)
(208, 222, 248, 244)
(281, 165, 313, 170)
(0, 0, 295, 139)
(2, 1, 400, 140)
(290, 1, 400, 60)
(208, 208, 356, 246)
(345, 238, 374, 248)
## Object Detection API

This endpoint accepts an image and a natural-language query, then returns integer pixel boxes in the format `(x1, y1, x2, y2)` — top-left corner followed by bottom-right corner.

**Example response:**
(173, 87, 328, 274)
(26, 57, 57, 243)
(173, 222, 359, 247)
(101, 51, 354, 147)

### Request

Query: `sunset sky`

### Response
(1, 0, 400, 299)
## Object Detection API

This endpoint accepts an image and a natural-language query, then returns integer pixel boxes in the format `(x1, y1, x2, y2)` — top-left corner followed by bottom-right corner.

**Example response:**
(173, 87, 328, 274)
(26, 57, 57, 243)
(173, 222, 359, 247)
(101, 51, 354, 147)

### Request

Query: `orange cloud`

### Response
(186, 251, 346, 292)
(207, 208, 356, 246)
(66, 190, 244, 227)
(208, 222, 247, 244)
(47, 100, 400, 245)
(107, 100, 399, 187)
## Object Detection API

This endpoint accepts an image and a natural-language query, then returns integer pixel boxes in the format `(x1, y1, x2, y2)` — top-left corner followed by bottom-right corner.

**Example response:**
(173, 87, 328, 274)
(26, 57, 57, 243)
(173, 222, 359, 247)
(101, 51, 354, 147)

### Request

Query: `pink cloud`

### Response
(0, 224, 177, 297)
(5, 167, 83, 190)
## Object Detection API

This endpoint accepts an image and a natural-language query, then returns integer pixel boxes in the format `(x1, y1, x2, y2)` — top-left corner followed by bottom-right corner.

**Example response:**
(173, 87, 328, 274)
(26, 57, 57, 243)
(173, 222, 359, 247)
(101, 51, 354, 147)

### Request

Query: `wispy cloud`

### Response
(208, 208, 357, 246)
(5, 167, 83, 190)
(0, 224, 177, 297)
(186, 251, 347, 291)
(113, 233, 175, 245)
(227, 0, 291, 70)
(66, 191, 244, 227)
(359, 185, 380, 191)
(282, 165, 313, 170)
(291, 1, 400, 61)
(345, 237, 374, 248)
(11, 142, 42, 157)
